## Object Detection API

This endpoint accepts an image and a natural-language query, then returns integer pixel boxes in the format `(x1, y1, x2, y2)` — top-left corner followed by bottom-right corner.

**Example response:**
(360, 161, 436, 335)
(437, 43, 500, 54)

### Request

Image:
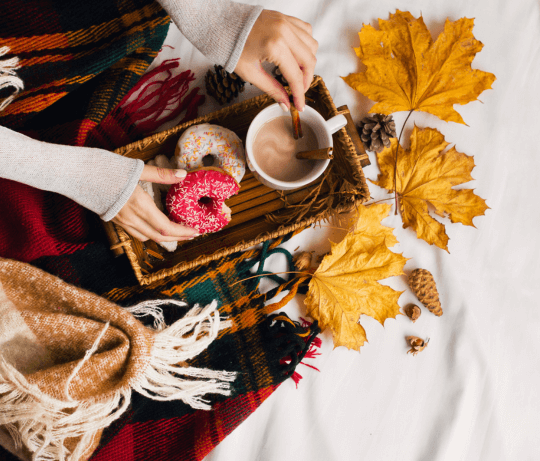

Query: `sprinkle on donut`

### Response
(166, 168, 240, 234)
(174, 124, 246, 183)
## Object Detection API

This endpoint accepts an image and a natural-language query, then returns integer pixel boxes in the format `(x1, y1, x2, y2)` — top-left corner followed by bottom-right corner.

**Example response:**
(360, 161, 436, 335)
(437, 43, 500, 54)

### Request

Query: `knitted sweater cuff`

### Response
(223, 4, 264, 73)
(0, 126, 145, 221)
(158, 0, 263, 72)
(101, 159, 144, 222)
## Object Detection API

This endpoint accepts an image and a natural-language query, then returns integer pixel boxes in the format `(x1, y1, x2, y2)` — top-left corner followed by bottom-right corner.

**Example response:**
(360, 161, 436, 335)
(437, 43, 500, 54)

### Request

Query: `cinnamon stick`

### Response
(296, 147, 333, 160)
(290, 100, 303, 140)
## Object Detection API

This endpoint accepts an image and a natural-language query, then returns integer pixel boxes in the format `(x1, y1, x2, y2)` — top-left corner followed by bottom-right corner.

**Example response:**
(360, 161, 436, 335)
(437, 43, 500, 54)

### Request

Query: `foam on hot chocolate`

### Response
(252, 116, 319, 182)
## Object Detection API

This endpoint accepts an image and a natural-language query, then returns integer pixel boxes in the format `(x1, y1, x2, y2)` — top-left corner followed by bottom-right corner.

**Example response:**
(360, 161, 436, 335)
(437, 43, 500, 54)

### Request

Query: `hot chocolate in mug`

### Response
(245, 104, 347, 190)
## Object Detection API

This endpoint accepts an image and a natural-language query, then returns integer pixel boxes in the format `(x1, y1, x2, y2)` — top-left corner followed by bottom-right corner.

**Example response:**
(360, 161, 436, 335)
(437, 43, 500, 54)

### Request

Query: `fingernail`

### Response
(299, 105, 305, 112)
(279, 103, 289, 112)
(175, 169, 187, 178)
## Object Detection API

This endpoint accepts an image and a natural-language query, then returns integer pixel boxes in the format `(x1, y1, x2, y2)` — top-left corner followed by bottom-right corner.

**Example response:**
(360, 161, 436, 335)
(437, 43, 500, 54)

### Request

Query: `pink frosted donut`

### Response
(166, 168, 239, 234)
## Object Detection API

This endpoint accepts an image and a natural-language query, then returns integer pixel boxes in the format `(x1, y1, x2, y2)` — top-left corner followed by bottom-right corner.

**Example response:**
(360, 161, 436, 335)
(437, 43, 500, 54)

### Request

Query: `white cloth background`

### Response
(153, 1, 540, 459)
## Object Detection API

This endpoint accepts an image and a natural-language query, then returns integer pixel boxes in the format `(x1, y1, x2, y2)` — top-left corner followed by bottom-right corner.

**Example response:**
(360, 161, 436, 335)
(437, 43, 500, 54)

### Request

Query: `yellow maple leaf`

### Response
(349, 203, 398, 247)
(372, 125, 489, 251)
(342, 10, 496, 124)
(305, 232, 407, 351)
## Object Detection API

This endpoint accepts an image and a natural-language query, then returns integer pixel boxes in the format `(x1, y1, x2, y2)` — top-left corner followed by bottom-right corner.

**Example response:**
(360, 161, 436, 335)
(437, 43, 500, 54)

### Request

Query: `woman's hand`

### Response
(111, 164, 198, 242)
(234, 10, 318, 112)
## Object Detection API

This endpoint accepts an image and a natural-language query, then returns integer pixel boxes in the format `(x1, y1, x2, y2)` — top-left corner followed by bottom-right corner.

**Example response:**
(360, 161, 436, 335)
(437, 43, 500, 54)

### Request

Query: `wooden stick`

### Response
(230, 184, 307, 215)
(290, 101, 303, 140)
(228, 185, 276, 211)
(228, 185, 316, 228)
(296, 147, 333, 160)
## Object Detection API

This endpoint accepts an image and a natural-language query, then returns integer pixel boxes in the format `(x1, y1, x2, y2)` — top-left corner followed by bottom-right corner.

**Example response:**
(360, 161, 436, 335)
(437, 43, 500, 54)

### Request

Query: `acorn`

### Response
(406, 336, 429, 356)
(404, 304, 421, 323)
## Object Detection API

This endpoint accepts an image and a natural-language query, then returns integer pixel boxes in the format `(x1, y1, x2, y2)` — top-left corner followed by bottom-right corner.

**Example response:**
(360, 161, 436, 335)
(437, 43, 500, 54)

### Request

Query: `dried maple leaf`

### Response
(305, 233, 407, 351)
(349, 203, 398, 247)
(372, 126, 489, 251)
(342, 10, 496, 124)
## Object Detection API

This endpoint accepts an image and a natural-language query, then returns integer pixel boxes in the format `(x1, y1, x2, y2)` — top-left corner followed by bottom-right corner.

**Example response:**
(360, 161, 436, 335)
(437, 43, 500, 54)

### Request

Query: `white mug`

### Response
(245, 104, 347, 190)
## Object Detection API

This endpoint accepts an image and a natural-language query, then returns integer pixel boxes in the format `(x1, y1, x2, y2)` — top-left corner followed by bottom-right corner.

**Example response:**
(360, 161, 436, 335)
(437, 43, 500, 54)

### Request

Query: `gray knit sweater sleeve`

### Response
(159, 0, 263, 73)
(0, 126, 144, 222)
(0, 0, 262, 221)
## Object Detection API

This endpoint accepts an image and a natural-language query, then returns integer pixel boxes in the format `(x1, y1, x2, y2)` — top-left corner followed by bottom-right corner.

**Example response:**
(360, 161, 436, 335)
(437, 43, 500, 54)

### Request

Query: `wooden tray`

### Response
(103, 76, 370, 285)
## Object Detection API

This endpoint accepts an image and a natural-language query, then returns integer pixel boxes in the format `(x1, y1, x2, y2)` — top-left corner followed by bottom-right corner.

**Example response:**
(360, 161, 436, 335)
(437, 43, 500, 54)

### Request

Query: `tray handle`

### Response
(103, 221, 126, 257)
(335, 105, 370, 168)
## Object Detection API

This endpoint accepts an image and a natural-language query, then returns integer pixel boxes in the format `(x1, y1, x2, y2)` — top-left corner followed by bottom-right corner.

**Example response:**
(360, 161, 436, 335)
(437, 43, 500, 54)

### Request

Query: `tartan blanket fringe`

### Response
(0, 46, 23, 112)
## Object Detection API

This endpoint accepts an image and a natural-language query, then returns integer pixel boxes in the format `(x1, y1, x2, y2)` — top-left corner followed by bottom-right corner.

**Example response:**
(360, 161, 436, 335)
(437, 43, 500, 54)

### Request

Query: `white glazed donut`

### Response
(174, 123, 245, 184)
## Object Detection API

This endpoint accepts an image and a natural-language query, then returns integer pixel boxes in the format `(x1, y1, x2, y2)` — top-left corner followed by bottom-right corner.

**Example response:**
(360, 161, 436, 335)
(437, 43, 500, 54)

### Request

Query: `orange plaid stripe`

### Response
(2, 3, 165, 54)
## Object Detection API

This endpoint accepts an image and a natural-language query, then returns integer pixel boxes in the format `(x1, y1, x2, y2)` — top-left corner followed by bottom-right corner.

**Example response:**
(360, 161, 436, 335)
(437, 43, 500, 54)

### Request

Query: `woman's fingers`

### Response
(120, 224, 149, 242)
(279, 30, 317, 95)
(140, 164, 187, 184)
(112, 185, 198, 243)
(234, 10, 317, 111)
(283, 14, 313, 35)
(240, 62, 290, 109)
(275, 48, 306, 109)
(288, 28, 318, 91)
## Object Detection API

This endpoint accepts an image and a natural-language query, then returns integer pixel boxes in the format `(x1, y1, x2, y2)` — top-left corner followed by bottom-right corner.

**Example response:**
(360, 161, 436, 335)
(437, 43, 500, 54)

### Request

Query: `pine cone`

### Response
(272, 66, 289, 87)
(205, 65, 245, 105)
(408, 269, 442, 316)
(358, 114, 396, 153)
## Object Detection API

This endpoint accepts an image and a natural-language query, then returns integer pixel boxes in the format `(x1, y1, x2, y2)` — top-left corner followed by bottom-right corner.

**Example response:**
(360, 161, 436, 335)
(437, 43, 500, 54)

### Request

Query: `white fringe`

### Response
(0, 299, 236, 460)
(125, 299, 181, 331)
(130, 300, 236, 410)
(0, 356, 131, 461)
(0, 46, 24, 111)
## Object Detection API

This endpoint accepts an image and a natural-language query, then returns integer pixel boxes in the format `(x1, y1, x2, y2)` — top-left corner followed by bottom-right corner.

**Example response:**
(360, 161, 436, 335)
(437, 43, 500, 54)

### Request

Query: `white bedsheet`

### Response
(157, 1, 540, 459)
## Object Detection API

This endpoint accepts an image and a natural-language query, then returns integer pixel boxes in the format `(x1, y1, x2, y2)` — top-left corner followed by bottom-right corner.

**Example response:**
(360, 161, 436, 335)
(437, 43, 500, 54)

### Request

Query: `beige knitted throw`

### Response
(0, 258, 236, 461)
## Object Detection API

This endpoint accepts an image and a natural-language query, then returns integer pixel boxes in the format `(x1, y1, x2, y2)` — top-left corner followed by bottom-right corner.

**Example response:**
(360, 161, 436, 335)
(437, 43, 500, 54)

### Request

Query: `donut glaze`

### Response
(166, 168, 239, 234)
(174, 124, 245, 183)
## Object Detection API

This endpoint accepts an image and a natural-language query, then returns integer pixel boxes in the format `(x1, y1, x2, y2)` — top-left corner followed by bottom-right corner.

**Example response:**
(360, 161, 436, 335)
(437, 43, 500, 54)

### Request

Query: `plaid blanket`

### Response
(0, 0, 170, 263)
(1, 236, 320, 461)
(0, 1, 320, 459)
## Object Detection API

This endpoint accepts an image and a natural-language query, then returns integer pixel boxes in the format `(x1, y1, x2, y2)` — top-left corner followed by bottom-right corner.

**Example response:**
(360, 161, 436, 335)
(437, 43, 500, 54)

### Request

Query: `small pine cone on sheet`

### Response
(409, 269, 442, 316)
(293, 251, 313, 271)
(205, 64, 245, 105)
(358, 114, 396, 153)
